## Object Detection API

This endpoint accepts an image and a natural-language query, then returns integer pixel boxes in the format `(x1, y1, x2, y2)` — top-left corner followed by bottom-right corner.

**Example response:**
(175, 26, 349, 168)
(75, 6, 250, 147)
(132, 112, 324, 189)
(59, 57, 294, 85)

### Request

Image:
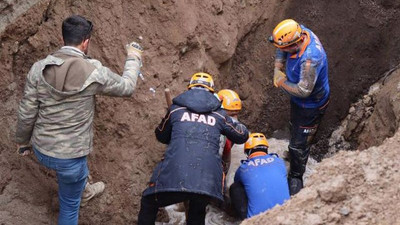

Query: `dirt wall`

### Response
(0, 0, 279, 224)
(221, 0, 400, 158)
(243, 126, 400, 225)
(1, 0, 400, 224)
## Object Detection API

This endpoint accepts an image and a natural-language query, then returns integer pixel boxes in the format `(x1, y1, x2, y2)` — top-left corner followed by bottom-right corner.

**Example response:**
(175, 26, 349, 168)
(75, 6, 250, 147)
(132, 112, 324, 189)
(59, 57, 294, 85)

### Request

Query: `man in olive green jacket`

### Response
(15, 15, 143, 225)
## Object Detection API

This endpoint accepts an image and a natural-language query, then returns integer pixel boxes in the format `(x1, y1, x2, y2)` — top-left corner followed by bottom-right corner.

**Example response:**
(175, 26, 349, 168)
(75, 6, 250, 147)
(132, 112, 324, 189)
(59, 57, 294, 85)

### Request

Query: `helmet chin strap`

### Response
(246, 149, 253, 158)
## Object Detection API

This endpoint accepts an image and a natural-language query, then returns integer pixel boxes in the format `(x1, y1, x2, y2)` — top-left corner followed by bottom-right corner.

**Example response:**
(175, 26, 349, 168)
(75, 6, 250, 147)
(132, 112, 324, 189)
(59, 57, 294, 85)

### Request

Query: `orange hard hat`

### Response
(218, 89, 242, 111)
(269, 19, 303, 48)
(245, 133, 269, 150)
(188, 72, 215, 92)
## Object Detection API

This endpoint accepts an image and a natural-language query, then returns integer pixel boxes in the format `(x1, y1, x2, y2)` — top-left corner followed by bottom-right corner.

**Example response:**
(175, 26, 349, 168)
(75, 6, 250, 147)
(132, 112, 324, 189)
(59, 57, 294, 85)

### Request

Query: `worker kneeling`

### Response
(230, 133, 290, 219)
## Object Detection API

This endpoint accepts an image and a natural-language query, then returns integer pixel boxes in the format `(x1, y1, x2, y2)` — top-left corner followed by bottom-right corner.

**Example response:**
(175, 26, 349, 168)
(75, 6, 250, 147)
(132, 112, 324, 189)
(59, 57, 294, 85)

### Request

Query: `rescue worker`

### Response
(230, 133, 290, 219)
(268, 19, 330, 195)
(138, 73, 249, 225)
(15, 15, 143, 225)
(217, 89, 243, 174)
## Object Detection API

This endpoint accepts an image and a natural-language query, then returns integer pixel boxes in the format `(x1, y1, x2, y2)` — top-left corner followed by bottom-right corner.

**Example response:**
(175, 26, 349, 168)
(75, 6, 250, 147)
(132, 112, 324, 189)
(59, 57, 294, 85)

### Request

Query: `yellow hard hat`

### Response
(188, 72, 215, 92)
(218, 89, 242, 111)
(269, 19, 302, 48)
(245, 133, 269, 150)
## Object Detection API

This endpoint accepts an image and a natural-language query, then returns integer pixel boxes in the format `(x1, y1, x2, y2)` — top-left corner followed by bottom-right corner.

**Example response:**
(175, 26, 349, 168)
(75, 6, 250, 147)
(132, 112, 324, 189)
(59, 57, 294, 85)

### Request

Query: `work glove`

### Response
(273, 68, 287, 87)
(125, 41, 143, 61)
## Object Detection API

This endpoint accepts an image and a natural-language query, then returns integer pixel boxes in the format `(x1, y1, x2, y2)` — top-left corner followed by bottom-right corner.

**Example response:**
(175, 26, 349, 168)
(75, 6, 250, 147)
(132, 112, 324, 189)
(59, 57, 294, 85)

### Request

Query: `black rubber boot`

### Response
(288, 146, 310, 178)
(288, 176, 303, 196)
(287, 146, 309, 196)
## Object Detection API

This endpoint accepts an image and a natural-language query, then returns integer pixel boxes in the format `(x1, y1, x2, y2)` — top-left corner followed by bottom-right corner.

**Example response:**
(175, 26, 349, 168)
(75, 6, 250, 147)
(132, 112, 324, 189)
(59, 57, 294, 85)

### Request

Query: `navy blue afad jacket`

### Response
(143, 89, 249, 201)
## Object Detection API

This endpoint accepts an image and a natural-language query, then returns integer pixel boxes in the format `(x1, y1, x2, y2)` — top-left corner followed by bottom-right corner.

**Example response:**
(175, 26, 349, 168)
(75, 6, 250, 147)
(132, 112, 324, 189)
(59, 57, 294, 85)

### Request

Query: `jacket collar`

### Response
(60, 46, 86, 57)
(248, 152, 267, 159)
(290, 30, 311, 59)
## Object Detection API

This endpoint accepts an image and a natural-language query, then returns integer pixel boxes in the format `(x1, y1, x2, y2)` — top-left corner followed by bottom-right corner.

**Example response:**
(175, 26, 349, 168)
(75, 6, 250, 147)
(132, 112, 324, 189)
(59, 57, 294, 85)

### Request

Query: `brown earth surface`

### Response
(1, 0, 400, 224)
(243, 126, 400, 225)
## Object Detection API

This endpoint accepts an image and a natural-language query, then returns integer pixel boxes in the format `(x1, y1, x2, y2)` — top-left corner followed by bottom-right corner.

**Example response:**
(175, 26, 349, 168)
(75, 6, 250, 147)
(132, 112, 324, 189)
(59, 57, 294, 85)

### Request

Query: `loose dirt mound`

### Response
(242, 128, 400, 225)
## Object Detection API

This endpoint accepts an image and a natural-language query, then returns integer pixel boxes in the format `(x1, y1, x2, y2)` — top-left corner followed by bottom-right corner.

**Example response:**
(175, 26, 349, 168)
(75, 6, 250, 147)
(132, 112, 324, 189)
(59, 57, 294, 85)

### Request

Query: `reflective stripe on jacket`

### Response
(276, 26, 329, 108)
(143, 89, 249, 201)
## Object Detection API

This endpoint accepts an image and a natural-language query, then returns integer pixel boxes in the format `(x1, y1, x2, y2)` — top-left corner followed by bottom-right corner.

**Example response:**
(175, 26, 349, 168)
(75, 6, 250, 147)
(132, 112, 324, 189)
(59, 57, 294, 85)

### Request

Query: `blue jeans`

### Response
(33, 147, 88, 225)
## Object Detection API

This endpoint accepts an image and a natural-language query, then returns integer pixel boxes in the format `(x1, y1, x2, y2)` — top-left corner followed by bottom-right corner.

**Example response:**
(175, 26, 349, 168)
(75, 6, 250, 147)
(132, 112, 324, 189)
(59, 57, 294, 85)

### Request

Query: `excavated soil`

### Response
(243, 128, 400, 225)
(1, 0, 400, 224)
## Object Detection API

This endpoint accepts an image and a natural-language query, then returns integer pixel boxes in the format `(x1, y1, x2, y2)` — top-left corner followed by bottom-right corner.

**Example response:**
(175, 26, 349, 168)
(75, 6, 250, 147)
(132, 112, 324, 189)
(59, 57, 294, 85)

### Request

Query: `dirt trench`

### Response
(1, 0, 400, 224)
(221, 0, 400, 159)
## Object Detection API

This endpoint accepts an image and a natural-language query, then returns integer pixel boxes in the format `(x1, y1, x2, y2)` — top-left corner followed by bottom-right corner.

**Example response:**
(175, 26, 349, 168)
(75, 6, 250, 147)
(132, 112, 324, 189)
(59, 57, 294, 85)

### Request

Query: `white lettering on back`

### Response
(180, 112, 216, 126)
(248, 157, 275, 167)
(181, 112, 191, 122)
(191, 113, 199, 121)
(198, 114, 207, 124)
(208, 116, 216, 126)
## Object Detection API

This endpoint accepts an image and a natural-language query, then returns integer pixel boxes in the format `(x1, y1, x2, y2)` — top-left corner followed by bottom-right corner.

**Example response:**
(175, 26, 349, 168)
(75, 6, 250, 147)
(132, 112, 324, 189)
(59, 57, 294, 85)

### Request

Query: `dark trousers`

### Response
(138, 192, 210, 225)
(288, 100, 328, 180)
(229, 182, 248, 220)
